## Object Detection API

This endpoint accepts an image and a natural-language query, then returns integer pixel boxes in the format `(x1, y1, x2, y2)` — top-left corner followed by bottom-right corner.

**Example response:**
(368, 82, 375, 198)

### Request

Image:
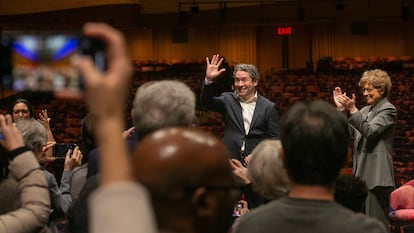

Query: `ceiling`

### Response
(0, 0, 412, 29)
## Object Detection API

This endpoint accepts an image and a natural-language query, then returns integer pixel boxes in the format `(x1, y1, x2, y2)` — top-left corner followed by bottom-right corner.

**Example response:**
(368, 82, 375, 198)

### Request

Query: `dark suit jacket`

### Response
(350, 98, 397, 190)
(200, 83, 280, 160)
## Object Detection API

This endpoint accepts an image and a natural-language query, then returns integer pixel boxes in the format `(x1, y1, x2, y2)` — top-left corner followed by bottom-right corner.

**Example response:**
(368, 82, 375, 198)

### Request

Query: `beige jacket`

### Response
(0, 150, 51, 233)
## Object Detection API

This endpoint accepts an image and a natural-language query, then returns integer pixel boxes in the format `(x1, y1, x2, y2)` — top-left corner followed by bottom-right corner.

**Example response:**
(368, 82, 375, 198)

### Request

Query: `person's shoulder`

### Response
(42, 169, 54, 179)
(324, 203, 387, 232)
(235, 199, 285, 233)
(221, 92, 238, 101)
(383, 99, 397, 110)
(238, 198, 283, 223)
(338, 212, 387, 233)
(237, 199, 387, 233)
(73, 163, 88, 172)
(257, 94, 275, 105)
(72, 164, 88, 177)
(221, 91, 235, 97)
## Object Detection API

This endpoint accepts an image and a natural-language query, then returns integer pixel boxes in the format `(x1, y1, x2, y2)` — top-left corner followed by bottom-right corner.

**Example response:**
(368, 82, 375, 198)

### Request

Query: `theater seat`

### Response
(389, 181, 414, 233)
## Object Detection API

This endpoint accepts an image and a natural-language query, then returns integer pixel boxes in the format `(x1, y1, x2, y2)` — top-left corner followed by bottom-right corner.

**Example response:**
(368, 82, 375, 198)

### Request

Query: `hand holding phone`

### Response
(52, 143, 77, 158)
(63, 145, 82, 171)
(0, 33, 105, 97)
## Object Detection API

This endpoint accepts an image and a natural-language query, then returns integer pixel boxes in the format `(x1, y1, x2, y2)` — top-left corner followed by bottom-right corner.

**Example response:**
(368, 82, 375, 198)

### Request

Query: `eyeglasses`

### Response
(361, 87, 377, 93)
(13, 109, 29, 114)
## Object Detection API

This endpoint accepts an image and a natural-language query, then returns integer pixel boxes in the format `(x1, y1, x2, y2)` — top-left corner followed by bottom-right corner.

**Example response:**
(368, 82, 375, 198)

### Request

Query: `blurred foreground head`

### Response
(132, 80, 196, 140)
(132, 127, 238, 233)
(280, 100, 349, 187)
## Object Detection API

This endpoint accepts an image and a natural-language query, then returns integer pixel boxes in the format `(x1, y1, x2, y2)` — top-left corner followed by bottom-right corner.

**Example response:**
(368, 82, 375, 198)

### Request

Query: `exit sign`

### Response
(277, 27, 292, 36)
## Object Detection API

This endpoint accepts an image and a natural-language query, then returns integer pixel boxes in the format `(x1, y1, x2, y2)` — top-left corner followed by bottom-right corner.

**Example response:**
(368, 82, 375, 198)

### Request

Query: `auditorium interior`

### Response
(1, 0, 414, 231)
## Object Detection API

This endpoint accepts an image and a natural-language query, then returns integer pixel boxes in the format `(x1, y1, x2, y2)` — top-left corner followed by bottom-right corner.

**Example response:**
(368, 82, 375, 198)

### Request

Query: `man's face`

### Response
(234, 71, 258, 101)
(361, 84, 383, 107)
(12, 103, 30, 120)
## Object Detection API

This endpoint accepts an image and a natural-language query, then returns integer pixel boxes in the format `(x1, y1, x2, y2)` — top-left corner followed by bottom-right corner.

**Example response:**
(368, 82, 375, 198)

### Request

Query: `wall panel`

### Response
(124, 21, 414, 73)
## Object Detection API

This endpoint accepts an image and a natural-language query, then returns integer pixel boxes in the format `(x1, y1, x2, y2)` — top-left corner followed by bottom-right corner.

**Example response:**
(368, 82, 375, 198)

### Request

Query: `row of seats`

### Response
(318, 56, 414, 72)
(0, 65, 413, 187)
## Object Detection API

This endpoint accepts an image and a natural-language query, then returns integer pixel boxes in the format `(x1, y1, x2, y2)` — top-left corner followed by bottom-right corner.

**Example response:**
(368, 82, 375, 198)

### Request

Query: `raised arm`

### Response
(72, 22, 156, 233)
(200, 54, 228, 112)
(37, 109, 57, 162)
(205, 54, 226, 82)
(37, 109, 56, 143)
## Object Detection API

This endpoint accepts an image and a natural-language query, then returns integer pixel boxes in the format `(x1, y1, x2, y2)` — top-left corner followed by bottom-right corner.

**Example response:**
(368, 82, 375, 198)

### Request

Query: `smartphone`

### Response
(52, 143, 77, 158)
(0, 33, 105, 95)
(232, 202, 243, 217)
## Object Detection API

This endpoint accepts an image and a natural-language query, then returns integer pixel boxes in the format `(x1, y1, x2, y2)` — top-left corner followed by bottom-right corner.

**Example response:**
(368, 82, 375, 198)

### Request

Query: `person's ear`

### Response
(191, 187, 215, 217)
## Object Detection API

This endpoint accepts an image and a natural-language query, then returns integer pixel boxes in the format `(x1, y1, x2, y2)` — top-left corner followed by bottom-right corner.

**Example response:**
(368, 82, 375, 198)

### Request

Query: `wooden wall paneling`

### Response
(288, 24, 310, 69)
(257, 26, 283, 75)
(122, 21, 413, 72)
(125, 28, 154, 61)
(370, 23, 405, 57)
(403, 23, 414, 55)
(311, 24, 338, 62)
(218, 25, 256, 65)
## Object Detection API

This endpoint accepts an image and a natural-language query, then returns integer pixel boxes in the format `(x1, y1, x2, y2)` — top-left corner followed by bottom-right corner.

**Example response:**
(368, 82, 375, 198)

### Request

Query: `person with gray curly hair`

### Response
(333, 69, 397, 230)
(132, 80, 196, 140)
(229, 139, 289, 220)
(16, 118, 82, 232)
(247, 140, 289, 201)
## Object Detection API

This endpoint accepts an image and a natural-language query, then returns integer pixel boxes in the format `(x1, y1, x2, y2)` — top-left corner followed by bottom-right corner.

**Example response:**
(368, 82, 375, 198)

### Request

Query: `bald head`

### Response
(132, 127, 233, 197)
(132, 127, 238, 233)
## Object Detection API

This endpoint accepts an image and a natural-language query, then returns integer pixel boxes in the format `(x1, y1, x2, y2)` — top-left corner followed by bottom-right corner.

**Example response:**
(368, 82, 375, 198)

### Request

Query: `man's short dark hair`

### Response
(334, 174, 368, 212)
(280, 100, 349, 186)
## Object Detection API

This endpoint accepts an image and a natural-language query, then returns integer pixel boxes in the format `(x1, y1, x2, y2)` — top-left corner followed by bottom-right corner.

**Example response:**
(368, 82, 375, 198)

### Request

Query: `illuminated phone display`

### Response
(1, 33, 105, 96)
(11, 35, 81, 92)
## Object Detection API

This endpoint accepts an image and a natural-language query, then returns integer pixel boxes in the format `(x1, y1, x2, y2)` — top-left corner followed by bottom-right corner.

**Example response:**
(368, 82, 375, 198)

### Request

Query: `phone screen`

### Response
(52, 143, 77, 158)
(0, 34, 105, 95)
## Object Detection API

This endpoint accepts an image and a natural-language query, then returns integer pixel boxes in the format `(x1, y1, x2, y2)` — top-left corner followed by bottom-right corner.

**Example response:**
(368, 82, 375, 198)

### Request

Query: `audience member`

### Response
(70, 113, 97, 201)
(15, 118, 82, 233)
(230, 139, 289, 233)
(86, 79, 196, 178)
(8, 98, 56, 160)
(132, 127, 239, 233)
(235, 100, 387, 233)
(230, 140, 289, 212)
(333, 69, 397, 228)
(8, 98, 33, 121)
(200, 54, 280, 209)
(72, 22, 157, 233)
(334, 174, 368, 213)
(246, 139, 289, 201)
(68, 79, 196, 233)
(0, 114, 51, 233)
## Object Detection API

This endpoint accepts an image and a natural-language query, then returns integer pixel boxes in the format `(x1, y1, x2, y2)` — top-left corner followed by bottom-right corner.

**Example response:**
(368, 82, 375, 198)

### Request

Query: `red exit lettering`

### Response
(277, 27, 292, 35)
